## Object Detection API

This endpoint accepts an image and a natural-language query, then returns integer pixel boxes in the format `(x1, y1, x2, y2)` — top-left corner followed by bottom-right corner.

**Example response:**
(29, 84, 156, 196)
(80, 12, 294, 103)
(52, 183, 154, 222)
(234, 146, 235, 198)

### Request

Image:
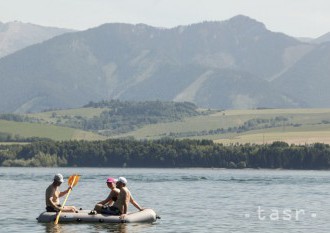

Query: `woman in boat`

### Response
(93, 177, 120, 214)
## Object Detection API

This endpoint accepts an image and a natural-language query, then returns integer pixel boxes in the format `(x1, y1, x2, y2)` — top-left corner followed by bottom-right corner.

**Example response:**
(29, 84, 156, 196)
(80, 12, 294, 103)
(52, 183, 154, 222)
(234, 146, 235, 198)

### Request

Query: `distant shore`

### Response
(1, 139, 330, 169)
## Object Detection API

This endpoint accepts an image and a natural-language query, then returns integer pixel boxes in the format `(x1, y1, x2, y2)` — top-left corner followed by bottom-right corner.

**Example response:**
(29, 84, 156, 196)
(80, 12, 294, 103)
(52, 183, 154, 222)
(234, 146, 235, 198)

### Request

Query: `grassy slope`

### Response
(30, 107, 104, 124)
(0, 119, 106, 141)
(113, 108, 330, 144)
(5, 107, 330, 144)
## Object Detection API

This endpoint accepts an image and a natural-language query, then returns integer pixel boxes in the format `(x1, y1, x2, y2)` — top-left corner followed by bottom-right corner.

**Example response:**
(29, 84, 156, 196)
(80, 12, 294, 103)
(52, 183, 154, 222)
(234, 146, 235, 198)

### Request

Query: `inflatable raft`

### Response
(37, 208, 158, 223)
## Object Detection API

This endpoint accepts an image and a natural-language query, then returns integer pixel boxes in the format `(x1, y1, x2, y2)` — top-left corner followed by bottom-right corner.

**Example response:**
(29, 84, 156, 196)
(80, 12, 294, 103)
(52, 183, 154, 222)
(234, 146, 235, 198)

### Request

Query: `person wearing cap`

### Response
(45, 173, 77, 212)
(92, 177, 120, 214)
(112, 177, 144, 218)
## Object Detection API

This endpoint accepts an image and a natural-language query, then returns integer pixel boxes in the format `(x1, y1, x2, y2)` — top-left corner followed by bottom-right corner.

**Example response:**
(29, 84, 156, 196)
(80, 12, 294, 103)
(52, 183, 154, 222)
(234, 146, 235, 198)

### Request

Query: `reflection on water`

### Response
(2, 167, 330, 232)
(43, 223, 126, 233)
(44, 224, 63, 233)
(42, 222, 155, 233)
(92, 223, 128, 233)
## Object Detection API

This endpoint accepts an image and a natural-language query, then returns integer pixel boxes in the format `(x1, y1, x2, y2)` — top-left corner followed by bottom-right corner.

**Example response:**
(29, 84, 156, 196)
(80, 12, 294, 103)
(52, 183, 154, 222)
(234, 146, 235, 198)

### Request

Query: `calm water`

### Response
(1, 167, 330, 233)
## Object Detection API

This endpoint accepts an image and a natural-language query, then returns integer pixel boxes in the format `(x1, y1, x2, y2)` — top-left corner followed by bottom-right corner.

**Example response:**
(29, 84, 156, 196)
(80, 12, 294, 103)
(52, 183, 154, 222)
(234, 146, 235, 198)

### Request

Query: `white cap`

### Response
(54, 173, 64, 183)
(118, 177, 127, 185)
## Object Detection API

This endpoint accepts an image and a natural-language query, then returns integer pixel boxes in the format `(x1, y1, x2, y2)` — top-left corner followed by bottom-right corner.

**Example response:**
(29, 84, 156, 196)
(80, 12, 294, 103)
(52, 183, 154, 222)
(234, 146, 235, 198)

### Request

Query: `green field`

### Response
(0, 119, 106, 141)
(3, 107, 330, 144)
(111, 108, 330, 144)
(29, 107, 104, 124)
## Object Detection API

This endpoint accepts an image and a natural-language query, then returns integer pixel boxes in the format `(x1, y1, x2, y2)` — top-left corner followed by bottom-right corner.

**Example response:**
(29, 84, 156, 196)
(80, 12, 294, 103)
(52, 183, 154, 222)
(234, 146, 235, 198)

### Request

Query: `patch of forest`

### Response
(1, 139, 330, 169)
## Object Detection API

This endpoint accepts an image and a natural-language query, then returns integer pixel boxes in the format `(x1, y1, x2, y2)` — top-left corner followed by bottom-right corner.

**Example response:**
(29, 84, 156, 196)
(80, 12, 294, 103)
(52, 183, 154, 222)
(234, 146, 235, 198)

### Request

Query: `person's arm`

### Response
(98, 193, 112, 205)
(59, 187, 71, 197)
(130, 196, 143, 211)
(49, 192, 64, 211)
(48, 196, 61, 210)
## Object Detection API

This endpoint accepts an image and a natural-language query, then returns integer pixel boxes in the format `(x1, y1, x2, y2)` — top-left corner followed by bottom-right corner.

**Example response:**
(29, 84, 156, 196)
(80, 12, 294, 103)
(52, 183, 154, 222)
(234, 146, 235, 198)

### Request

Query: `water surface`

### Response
(1, 167, 330, 232)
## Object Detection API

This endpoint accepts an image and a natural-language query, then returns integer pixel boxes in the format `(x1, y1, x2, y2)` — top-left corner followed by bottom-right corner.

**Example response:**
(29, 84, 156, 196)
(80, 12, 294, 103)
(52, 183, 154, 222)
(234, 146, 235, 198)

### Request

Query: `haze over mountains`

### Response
(0, 15, 330, 113)
(0, 21, 73, 58)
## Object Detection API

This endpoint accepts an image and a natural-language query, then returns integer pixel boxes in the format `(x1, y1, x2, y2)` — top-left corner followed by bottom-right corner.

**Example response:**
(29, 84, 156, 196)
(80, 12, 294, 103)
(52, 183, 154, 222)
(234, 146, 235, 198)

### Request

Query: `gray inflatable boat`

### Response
(37, 208, 158, 223)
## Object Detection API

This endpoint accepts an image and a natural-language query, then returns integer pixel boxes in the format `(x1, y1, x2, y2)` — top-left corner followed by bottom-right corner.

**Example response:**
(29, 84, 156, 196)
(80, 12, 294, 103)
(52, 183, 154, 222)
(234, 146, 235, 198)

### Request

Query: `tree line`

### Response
(1, 139, 330, 169)
(0, 132, 52, 143)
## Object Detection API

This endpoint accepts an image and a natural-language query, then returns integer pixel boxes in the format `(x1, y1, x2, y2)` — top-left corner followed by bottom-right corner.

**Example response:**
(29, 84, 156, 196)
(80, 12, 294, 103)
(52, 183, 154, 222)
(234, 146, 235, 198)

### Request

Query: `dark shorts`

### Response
(101, 205, 121, 215)
(46, 204, 61, 212)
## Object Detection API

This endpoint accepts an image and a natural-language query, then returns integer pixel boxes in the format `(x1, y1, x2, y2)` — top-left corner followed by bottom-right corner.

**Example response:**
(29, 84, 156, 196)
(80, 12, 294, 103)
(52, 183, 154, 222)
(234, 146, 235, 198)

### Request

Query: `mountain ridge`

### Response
(0, 15, 328, 113)
(0, 21, 74, 58)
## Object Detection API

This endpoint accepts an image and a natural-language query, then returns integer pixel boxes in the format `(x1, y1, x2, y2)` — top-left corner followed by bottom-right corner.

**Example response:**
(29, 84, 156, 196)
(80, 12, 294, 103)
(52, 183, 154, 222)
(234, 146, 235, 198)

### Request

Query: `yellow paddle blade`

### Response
(68, 174, 80, 187)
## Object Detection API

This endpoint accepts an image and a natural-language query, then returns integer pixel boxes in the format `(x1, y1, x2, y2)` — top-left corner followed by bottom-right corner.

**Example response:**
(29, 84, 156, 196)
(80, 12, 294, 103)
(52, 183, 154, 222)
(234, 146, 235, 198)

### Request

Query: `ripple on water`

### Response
(1, 168, 330, 232)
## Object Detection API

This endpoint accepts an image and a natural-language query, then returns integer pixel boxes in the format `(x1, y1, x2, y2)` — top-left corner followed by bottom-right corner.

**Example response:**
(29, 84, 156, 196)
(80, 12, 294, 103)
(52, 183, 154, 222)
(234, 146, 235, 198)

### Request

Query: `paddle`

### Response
(54, 174, 80, 224)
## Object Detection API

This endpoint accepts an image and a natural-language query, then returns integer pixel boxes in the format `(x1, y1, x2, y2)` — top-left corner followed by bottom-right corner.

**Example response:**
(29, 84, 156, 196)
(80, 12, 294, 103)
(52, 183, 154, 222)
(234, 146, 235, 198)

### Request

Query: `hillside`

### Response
(111, 108, 330, 145)
(27, 100, 202, 135)
(0, 21, 73, 58)
(0, 15, 318, 113)
(0, 119, 105, 142)
(3, 106, 330, 168)
(312, 32, 330, 44)
(273, 42, 330, 107)
(3, 101, 330, 145)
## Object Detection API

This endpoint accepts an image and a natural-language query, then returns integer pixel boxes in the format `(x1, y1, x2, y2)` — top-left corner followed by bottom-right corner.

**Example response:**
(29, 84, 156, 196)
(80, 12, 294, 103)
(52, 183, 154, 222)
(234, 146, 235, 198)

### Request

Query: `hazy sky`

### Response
(1, 0, 330, 38)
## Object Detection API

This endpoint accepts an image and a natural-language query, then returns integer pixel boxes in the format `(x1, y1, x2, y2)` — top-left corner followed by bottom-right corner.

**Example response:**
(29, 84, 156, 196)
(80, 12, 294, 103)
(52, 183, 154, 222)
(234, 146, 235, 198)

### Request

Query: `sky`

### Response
(1, 0, 330, 38)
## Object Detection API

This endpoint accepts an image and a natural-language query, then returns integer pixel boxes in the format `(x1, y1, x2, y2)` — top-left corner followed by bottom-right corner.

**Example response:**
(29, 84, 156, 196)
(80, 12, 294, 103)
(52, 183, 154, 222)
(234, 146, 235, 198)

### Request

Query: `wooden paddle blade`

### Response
(68, 174, 80, 187)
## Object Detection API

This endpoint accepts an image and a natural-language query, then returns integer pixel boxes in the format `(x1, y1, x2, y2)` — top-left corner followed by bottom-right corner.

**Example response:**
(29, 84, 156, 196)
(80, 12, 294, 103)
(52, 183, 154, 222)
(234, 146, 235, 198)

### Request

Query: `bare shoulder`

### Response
(121, 187, 130, 195)
(112, 188, 120, 195)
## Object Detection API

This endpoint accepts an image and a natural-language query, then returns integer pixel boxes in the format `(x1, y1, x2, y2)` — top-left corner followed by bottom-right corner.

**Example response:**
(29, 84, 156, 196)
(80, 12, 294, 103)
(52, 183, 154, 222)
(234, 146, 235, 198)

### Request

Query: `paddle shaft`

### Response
(54, 175, 77, 224)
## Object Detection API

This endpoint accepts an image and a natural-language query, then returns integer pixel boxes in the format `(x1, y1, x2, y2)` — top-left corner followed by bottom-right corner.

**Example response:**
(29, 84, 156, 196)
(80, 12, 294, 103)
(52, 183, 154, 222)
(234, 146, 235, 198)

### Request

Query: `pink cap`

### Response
(106, 177, 117, 184)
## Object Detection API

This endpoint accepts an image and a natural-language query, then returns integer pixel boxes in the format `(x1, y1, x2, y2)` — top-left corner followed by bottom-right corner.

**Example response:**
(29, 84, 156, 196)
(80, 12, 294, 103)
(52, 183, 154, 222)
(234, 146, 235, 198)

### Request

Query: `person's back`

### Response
(112, 177, 144, 219)
(113, 186, 130, 211)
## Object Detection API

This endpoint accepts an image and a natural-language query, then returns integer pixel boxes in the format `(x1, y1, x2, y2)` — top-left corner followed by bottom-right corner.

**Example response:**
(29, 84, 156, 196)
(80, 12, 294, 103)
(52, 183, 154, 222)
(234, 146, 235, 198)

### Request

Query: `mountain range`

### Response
(0, 21, 73, 59)
(0, 15, 330, 113)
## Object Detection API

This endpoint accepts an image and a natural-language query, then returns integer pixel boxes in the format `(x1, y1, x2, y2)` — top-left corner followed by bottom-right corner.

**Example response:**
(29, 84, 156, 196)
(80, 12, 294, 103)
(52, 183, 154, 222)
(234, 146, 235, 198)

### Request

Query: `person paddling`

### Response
(45, 173, 77, 212)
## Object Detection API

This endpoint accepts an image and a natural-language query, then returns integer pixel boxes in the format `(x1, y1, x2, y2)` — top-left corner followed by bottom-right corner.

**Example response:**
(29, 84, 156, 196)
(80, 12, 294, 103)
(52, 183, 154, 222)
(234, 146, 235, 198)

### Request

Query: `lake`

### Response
(1, 167, 330, 232)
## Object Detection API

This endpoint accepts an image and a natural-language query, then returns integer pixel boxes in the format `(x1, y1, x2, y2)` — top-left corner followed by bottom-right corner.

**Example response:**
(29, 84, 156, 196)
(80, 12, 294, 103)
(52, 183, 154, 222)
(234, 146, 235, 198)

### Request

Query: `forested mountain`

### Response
(0, 15, 329, 112)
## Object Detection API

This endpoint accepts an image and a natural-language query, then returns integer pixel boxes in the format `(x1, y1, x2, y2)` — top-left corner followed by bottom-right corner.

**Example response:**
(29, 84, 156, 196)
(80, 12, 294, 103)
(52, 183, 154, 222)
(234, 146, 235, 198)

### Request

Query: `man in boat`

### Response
(45, 173, 77, 212)
(111, 177, 144, 218)
(93, 177, 120, 214)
